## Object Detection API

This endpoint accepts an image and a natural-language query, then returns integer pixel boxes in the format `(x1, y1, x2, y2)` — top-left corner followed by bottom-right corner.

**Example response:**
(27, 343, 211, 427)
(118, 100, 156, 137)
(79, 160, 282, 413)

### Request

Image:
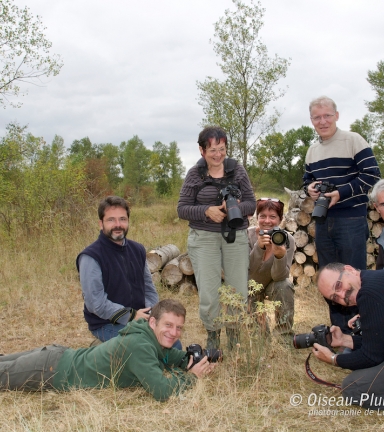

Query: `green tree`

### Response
(0, 122, 29, 168)
(120, 135, 152, 189)
(97, 143, 122, 189)
(350, 114, 378, 144)
(0, 122, 29, 221)
(50, 135, 66, 168)
(69, 138, 122, 192)
(350, 60, 384, 174)
(69, 137, 98, 160)
(366, 60, 384, 120)
(151, 141, 185, 196)
(0, 124, 86, 235)
(0, 0, 63, 107)
(197, 0, 289, 166)
(250, 126, 315, 189)
(70, 137, 123, 196)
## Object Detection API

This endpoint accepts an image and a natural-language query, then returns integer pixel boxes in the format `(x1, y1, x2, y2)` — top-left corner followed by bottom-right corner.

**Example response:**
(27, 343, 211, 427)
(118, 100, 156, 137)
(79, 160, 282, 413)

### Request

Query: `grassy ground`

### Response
(0, 202, 381, 431)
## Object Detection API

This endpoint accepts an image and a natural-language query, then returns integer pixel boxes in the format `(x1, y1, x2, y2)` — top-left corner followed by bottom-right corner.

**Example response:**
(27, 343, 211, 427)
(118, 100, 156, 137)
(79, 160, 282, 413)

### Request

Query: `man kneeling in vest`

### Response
(0, 299, 216, 401)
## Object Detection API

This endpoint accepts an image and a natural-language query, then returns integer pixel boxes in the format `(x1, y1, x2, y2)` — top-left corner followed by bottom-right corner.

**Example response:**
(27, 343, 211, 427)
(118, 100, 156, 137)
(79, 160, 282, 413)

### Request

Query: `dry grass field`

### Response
(0, 201, 382, 431)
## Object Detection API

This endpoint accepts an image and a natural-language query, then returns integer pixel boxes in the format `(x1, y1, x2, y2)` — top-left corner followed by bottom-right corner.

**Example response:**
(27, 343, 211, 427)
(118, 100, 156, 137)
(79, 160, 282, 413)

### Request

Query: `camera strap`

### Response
(221, 221, 236, 243)
(196, 157, 239, 243)
(305, 353, 342, 389)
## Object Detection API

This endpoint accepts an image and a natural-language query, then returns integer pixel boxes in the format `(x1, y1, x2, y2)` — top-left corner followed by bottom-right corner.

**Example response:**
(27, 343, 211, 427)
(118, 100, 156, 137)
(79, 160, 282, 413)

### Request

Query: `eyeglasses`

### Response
(331, 270, 344, 304)
(257, 198, 284, 205)
(104, 217, 129, 224)
(310, 114, 336, 123)
(206, 147, 226, 155)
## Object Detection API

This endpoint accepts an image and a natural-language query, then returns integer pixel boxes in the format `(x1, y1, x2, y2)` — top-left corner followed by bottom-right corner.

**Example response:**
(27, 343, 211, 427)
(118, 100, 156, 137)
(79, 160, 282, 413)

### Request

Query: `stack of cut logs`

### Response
(146, 244, 198, 294)
(146, 191, 384, 292)
(281, 188, 384, 288)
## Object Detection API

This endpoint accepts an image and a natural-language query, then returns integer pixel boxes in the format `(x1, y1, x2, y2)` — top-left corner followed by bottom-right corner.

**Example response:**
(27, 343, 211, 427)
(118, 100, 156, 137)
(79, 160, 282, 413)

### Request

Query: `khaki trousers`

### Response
(188, 228, 249, 330)
(0, 345, 68, 391)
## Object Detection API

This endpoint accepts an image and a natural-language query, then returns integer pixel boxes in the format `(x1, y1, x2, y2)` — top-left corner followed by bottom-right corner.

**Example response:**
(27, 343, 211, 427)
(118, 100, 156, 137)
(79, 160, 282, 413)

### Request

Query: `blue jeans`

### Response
(91, 323, 182, 350)
(315, 216, 368, 333)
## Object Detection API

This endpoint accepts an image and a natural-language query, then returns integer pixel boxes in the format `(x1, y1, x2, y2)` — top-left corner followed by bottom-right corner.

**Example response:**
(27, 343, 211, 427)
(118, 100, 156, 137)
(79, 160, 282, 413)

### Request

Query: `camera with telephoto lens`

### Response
(312, 181, 337, 223)
(259, 226, 289, 248)
(293, 324, 333, 350)
(220, 185, 243, 228)
(186, 343, 223, 367)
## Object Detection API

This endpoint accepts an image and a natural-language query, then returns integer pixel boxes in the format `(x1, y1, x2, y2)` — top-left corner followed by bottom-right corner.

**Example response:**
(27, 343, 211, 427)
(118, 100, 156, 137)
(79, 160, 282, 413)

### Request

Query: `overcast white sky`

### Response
(2, 0, 384, 171)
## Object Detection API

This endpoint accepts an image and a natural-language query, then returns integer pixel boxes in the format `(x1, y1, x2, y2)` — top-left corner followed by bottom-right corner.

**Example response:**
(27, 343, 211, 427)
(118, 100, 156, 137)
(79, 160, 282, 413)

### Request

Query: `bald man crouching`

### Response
(313, 263, 384, 409)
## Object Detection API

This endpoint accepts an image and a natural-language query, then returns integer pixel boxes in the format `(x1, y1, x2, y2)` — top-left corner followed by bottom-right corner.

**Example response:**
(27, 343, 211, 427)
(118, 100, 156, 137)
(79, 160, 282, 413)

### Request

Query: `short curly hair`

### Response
(256, 199, 284, 221)
(98, 196, 130, 220)
(197, 126, 228, 150)
(151, 299, 186, 321)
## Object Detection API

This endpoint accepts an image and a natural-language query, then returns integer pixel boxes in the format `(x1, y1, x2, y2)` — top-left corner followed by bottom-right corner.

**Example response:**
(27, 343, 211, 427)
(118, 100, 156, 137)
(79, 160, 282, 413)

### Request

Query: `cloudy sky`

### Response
(2, 0, 384, 171)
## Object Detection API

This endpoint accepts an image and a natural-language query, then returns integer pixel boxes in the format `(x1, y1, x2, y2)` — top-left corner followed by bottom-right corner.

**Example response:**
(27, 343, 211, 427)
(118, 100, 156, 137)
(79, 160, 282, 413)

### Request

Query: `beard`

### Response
(104, 226, 128, 242)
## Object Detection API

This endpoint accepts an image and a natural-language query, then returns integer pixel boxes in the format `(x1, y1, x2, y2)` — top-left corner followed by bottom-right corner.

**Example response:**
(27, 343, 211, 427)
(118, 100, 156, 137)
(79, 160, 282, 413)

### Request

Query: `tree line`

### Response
(197, 0, 384, 187)
(2, 0, 384, 239)
(0, 124, 185, 237)
(350, 60, 384, 174)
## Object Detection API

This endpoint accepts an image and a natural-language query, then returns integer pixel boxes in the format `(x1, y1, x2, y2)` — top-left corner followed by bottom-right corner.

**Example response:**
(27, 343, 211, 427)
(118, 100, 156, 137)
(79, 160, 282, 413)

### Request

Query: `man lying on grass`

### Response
(0, 299, 216, 401)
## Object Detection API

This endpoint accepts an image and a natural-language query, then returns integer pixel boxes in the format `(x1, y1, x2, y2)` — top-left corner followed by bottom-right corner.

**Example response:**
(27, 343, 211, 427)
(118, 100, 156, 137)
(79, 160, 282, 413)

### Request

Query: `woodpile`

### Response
(146, 244, 180, 273)
(146, 191, 384, 293)
(282, 188, 383, 289)
(146, 245, 198, 294)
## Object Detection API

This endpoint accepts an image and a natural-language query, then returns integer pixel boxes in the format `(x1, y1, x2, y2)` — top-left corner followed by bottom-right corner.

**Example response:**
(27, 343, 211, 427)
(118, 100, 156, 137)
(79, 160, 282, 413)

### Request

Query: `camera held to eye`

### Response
(259, 227, 289, 248)
(312, 181, 337, 223)
(220, 185, 243, 228)
(293, 324, 333, 350)
(186, 344, 223, 367)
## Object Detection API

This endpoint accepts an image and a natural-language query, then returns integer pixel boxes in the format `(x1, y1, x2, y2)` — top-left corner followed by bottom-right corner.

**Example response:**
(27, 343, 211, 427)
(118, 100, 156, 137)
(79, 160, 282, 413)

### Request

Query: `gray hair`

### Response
(371, 179, 384, 203)
(309, 96, 337, 113)
(316, 262, 346, 285)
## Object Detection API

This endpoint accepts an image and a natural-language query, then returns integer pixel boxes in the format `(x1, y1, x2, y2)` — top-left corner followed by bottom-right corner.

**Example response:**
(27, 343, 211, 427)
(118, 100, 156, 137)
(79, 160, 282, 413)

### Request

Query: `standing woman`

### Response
(177, 126, 256, 350)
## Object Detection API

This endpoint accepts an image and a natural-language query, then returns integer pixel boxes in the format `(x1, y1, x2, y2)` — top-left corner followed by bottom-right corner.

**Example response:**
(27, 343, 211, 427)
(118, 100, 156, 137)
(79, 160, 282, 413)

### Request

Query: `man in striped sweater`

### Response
(303, 96, 381, 333)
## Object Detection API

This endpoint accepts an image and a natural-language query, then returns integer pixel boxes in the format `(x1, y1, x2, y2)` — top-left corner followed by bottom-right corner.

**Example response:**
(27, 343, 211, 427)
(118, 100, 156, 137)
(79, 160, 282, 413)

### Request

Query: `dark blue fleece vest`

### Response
(76, 231, 146, 330)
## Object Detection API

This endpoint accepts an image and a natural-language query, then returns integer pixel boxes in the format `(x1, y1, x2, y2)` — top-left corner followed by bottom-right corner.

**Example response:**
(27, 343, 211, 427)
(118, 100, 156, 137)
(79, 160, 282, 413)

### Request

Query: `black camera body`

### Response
(186, 343, 223, 367)
(312, 181, 336, 223)
(293, 324, 333, 350)
(259, 226, 289, 248)
(220, 185, 243, 228)
(352, 318, 362, 335)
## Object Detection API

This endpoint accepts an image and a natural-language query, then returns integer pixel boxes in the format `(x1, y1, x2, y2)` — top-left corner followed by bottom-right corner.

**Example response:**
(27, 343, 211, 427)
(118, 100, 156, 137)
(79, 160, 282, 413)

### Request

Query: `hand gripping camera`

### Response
(259, 227, 289, 248)
(220, 185, 243, 228)
(352, 318, 362, 335)
(185, 344, 223, 368)
(312, 181, 336, 223)
(293, 324, 333, 350)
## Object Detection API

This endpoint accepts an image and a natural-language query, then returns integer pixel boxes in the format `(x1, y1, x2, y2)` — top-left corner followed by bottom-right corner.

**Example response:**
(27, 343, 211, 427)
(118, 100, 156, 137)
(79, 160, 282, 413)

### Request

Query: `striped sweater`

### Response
(303, 128, 381, 217)
(177, 161, 256, 232)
